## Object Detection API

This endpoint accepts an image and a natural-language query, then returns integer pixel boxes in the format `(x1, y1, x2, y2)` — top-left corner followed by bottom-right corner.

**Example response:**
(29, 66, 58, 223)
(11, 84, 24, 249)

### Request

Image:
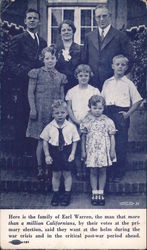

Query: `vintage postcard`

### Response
(0, 0, 146, 249)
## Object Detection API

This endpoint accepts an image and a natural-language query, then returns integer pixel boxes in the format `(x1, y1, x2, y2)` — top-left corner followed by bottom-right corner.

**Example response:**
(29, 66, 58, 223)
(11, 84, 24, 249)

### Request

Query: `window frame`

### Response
(47, 6, 96, 45)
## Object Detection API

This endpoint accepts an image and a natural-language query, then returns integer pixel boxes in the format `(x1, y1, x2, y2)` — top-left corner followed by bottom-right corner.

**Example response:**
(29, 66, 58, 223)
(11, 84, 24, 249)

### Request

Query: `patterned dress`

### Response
(26, 67, 67, 139)
(80, 112, 116, 168)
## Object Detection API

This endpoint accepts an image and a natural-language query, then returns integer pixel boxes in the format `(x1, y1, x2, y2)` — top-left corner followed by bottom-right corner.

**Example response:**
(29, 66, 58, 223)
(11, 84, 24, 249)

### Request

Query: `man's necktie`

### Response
(58, 128, 65, 151)
(34, 33, 38, 47)
(101, 29, 105, 41)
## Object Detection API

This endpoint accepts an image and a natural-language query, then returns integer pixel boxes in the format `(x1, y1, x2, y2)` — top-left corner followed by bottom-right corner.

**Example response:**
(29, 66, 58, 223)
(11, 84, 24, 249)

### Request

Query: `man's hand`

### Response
(30, 109, 37, 120)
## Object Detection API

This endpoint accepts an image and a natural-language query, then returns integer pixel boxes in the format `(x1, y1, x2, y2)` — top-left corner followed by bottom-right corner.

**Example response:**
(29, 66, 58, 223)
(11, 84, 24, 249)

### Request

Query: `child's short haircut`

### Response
(112, 54, 129, 65)
(52, 99, 67, 113)
(88, 95, 105, 108)
(74, 64, 94, 78)
(40, 44, 57, 61)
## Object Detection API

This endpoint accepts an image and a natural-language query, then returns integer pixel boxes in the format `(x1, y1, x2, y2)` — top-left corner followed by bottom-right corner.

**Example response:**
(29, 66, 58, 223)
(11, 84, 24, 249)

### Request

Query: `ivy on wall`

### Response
(127, 26, 147, 98)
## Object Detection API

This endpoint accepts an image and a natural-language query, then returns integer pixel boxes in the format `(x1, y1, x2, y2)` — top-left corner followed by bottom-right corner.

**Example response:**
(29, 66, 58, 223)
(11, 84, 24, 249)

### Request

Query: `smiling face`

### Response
(53, 107, 67, 125)
(60, 23, 73, 41)
(95, 7, 111, 29)
(24, 12, 40, 32)
(77, 71, 90, 87)
(112, 58, 128, 78)
(91, 102, 104, 117)
(43, 52, 57, 69)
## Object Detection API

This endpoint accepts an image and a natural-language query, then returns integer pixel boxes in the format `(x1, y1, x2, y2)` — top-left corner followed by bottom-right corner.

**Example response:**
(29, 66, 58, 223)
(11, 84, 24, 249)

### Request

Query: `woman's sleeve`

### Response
(61, 73, 68, 86)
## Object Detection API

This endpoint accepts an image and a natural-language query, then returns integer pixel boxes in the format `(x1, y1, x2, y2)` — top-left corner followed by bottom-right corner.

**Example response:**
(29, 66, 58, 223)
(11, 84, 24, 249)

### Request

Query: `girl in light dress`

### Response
(65, 64, 100, 179)
(80, 95, 116, 206)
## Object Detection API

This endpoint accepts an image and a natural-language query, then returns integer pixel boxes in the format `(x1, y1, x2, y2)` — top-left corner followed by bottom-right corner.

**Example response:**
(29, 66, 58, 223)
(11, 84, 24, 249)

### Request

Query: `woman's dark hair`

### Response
(88, 95, 106, 108)
(58, 19, 76, 34)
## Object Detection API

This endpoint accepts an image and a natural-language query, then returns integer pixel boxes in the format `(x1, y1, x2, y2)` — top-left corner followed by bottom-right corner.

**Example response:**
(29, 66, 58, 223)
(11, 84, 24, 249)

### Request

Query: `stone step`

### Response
(0, 167, 146, 194)
(126, 152, 147, 170)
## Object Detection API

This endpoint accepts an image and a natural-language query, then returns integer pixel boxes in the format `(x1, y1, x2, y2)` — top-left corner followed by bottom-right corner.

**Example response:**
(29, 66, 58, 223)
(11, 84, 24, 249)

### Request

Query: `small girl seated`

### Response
(80, 95, 116, 206)
(40, 99, 80, 206)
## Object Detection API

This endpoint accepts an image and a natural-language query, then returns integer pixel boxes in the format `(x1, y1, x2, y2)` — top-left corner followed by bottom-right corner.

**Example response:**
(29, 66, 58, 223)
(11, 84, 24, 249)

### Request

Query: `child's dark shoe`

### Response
(60, 191, 71, 206)
(51, 192, 60, 206)
(98, 194, 105, 206)
(91, 194, 99, 206)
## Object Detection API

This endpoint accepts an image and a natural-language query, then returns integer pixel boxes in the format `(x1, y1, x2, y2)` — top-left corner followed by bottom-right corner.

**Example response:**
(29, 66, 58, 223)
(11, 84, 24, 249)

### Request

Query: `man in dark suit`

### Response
(81, 4, 134, 91)
(2, 8, 47, 156)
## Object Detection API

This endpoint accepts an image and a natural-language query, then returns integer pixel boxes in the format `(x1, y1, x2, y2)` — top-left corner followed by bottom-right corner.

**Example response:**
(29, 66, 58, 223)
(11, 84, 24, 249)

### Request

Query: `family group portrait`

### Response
(0, 0, 147, 210)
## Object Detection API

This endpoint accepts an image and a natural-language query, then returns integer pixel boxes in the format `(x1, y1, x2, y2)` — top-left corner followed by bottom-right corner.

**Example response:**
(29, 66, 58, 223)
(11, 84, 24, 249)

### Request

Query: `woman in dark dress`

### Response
(56, 19, 81, 93)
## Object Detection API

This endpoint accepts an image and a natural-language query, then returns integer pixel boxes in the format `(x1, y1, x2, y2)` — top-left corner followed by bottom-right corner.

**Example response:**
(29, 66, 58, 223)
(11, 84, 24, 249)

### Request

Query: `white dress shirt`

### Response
(27, 29, 39, 45)
(98, 24, 111, 38)
(40, 119, 80, 146)
(101, 75, 143, 107)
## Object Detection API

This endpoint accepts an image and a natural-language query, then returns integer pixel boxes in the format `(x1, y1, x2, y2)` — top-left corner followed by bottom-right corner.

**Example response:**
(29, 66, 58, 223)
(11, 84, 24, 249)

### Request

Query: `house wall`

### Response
(1, 0, 147, 40)
(127, 0, 147, 28)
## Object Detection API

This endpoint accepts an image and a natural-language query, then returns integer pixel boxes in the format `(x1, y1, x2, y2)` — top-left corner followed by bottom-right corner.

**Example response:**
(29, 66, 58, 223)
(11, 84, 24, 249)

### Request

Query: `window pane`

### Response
(51, 28, 59, 44)
(81, 10, 91, 26)
(93, 9, 97, 27)
(81, 28, 91, 44)
(52, 9, 62, 26)
(64, 10, 74, 22)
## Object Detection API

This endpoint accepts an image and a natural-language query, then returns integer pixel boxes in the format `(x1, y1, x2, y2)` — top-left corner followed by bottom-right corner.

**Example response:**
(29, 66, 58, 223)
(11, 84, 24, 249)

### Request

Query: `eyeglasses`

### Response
(95, 14, 109, 19)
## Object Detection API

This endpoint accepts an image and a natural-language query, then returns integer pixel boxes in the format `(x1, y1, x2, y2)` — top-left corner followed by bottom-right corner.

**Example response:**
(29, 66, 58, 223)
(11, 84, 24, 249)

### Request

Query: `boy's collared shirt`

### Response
(101, 75, 142, 107)
(40, 119, 80, 146)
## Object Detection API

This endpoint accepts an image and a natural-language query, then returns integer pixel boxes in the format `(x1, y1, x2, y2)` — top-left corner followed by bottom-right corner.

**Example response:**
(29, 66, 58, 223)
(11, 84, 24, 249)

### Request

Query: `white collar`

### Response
(99, 24, 111, 37)
(52, 119, 68, 129)
(111, 75, 129, 82)
(27, 29, 38, 39)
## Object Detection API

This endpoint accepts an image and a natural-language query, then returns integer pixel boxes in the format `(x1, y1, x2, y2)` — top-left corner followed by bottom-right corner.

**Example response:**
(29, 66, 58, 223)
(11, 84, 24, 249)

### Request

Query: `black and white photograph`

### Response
(0, 0, 146, 249)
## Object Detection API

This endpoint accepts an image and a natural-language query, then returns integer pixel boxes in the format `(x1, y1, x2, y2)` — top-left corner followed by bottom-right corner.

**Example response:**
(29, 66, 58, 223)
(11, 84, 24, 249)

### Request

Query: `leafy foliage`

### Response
(127, 26, 147, 98)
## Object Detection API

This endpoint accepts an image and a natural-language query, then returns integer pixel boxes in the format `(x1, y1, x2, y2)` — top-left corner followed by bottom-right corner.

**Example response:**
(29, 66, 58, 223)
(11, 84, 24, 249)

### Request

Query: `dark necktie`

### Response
(58, 128, 65, 151)
(34, 33, 38, 47)
(101, 29, 104, 41)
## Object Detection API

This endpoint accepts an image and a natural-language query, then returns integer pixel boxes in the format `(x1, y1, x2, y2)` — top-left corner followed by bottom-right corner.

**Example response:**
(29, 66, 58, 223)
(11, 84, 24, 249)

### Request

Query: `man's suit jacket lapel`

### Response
(23, 31, 36, 49)
(101, 26, 117, 51)
(90, 29, 100, 54)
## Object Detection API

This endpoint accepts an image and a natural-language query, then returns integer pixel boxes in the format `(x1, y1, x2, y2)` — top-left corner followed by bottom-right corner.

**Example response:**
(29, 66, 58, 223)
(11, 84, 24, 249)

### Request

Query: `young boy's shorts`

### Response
(48, 144, 73, 172)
